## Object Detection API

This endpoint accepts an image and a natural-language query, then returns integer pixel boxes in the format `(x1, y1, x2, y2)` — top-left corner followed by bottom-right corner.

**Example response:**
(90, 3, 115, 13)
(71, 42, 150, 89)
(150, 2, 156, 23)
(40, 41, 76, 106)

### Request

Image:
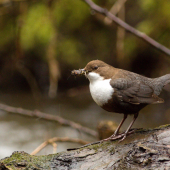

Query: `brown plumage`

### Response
(73, 60, 170, 141)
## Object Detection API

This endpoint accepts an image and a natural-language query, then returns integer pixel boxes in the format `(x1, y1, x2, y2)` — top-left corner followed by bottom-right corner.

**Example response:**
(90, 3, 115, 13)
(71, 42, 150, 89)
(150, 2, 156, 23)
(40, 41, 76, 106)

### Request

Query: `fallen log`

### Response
(1, 124, 170, 170)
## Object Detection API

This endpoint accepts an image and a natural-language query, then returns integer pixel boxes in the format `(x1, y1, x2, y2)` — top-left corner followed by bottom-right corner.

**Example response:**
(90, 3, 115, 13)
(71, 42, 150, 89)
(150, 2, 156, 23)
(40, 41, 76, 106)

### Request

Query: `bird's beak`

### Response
(80, 68, 86, 75)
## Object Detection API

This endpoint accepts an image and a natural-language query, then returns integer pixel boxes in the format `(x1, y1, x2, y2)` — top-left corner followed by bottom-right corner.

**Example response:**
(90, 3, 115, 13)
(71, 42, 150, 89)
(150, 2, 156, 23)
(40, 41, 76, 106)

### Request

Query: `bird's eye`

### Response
(94, 66, 98, 70)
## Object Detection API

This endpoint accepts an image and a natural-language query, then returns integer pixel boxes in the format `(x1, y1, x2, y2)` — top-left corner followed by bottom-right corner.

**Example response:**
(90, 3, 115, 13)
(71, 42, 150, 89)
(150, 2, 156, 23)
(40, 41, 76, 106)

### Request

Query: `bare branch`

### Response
(104, 0, 127, 25)
(31, 137, 89, 155)
(46, 36, 60, 98)
(0, 103, 98, 137)
(82, 0, 170, 56)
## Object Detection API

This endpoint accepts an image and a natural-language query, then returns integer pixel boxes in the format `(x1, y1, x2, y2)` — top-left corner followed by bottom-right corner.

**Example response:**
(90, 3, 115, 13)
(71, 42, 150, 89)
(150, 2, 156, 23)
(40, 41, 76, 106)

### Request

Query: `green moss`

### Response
(1, 151, 60, 169)
(2, 125, 170, 169)
(156, 124, 170, 130)
(109, 147, 115, 154)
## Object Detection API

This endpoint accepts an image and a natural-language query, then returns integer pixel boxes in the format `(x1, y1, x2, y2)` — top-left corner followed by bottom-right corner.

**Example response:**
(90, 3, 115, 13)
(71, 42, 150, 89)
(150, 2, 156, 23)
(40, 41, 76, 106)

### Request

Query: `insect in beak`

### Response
(71, 69, 86, 76)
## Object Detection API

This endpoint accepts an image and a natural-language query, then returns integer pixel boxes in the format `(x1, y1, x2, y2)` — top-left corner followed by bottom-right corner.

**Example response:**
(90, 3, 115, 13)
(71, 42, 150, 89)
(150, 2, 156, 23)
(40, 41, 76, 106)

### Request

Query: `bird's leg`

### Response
(119, 112, 139, 142)
(103, 114, 127, 141)
(111, 114, 127, 137)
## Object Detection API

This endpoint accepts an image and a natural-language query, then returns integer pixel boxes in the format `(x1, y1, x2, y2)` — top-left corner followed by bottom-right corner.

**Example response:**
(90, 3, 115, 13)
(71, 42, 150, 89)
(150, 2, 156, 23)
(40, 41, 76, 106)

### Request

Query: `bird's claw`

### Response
(102, 129, 136, 142)
(118, 134, 127, 143)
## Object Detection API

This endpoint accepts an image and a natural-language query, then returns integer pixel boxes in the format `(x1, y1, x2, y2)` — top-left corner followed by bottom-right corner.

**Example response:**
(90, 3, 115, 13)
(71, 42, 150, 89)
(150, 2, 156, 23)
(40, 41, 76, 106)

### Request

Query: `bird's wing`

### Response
(110, 78, 164, 105)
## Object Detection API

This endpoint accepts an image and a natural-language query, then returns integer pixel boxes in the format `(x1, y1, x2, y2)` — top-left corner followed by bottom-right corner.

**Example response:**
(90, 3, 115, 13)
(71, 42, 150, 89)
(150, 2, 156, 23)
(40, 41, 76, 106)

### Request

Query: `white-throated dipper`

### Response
(72, 60, 170, 141)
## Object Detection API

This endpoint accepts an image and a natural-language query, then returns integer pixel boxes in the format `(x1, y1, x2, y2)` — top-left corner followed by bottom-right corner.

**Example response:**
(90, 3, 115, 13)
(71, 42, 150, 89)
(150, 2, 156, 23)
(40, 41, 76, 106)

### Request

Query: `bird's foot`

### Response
(102, 129, 136, 142)
(118, 134, 127, 143)
(67, 128, 141, 151)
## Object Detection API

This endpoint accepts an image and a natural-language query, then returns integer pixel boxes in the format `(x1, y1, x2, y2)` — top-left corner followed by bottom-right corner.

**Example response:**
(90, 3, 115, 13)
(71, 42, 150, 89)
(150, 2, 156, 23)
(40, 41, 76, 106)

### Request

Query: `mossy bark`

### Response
(1, 125, 170, 170)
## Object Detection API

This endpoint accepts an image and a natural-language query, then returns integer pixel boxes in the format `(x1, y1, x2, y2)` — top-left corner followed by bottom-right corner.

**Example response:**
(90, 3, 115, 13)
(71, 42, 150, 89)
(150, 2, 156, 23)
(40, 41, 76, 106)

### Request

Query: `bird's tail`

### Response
(152, 74, 170, 95)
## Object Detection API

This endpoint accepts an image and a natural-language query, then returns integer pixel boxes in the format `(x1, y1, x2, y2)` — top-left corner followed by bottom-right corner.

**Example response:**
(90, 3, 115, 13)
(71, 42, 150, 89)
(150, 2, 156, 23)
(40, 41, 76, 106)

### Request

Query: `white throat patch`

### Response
(86, 72, 114, 106)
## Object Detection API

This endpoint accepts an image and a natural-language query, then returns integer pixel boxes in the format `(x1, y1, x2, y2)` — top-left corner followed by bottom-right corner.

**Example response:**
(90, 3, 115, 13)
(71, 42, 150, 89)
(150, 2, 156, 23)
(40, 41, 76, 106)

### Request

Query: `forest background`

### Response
(0, 0, 170, 158)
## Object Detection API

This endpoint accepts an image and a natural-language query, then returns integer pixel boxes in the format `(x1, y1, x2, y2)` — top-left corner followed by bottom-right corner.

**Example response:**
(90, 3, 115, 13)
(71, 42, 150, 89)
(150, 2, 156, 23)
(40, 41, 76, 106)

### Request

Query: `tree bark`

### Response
(1, 125, 170, 170)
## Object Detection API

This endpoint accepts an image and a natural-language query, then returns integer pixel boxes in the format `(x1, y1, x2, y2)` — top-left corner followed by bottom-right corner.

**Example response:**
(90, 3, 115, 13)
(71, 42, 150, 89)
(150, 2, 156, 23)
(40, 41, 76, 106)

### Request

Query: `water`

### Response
(0, 90, 170, 159)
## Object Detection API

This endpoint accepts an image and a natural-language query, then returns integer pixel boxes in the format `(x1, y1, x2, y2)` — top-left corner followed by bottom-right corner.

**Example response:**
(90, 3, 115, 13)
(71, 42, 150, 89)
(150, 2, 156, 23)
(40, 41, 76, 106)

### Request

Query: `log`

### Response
(1, 125, 170, 170)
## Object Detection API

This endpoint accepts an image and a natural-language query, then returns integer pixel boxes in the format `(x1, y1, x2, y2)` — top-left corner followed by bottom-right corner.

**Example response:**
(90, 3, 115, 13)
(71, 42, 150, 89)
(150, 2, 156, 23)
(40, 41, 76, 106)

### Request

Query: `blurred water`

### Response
(0, 91, 170, 159)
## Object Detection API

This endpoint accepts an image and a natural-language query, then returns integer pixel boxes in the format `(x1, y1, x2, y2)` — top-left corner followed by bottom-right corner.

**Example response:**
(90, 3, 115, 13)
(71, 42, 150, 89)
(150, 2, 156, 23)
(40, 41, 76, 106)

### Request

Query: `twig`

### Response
(0, 103, 98, 137)
(104, 0, 127, 25)
(81, 0, 170, 56)
(67, 128, 136, 151)
(46, 4, 61, 99)
(52, 142, 57, 154)
(31, 137, 89, 155)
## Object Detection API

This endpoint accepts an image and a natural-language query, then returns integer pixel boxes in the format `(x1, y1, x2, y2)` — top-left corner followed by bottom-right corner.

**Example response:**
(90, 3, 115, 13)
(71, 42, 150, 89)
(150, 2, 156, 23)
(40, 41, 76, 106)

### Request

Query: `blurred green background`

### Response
(0, 0, 170, 158)
(1, 0, 170, 98)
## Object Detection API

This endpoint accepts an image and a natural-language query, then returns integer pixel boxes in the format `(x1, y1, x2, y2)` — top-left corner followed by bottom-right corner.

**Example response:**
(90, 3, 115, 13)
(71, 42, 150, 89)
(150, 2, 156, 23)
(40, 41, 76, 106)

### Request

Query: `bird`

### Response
(72, 60, 170, 141)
